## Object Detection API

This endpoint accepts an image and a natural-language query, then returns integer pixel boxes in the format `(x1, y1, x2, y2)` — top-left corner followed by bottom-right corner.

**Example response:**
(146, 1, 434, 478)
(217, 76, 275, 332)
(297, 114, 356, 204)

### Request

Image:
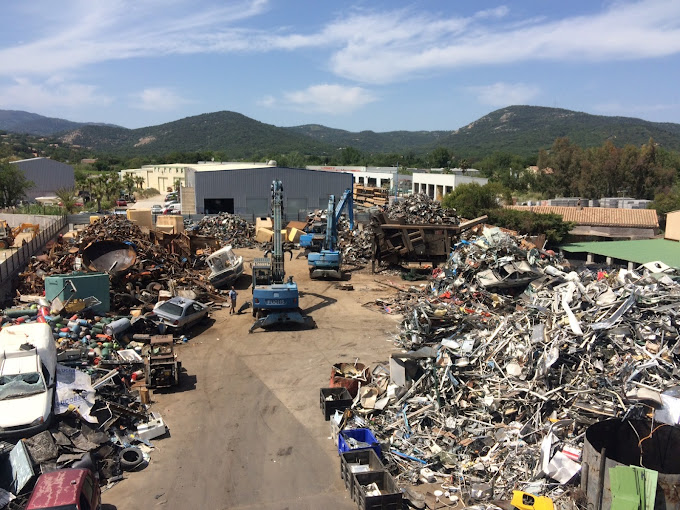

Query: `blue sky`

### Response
(1, 0, 679, 132)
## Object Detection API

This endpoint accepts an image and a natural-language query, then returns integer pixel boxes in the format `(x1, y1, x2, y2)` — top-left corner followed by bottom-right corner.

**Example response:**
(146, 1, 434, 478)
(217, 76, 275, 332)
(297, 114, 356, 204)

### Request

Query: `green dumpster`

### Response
(45, 272, 110, 314)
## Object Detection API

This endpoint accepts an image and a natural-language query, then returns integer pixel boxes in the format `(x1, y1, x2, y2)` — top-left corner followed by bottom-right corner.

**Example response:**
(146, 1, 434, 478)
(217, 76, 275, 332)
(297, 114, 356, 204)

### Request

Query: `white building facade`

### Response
(306, 166, 410, 190)
(121, 161, 277, 192)
(412, 172, 488, 201)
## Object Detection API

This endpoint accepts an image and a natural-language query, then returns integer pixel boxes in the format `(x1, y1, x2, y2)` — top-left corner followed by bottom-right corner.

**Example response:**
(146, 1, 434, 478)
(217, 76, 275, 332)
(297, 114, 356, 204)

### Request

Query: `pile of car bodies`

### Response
(327, 225, 680, 508)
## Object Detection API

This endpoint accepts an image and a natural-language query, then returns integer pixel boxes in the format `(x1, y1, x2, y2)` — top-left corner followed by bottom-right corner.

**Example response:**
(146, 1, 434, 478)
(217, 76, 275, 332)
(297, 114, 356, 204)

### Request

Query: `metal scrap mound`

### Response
(0, 362, 162, 509)
(340, 239, 680, 507)
(186, 212, 257, 248)
(16, 215, 222, 313)
(304, 194, 460, 268)
(384, 193, 459, 225)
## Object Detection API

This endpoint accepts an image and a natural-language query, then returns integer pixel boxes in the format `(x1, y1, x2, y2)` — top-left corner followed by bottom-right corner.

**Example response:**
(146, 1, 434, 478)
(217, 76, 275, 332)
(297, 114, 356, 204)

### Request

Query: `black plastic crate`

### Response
(353, 470, 402, 510)
(340, 448, 385, 492)
(320, 387, 352, 421)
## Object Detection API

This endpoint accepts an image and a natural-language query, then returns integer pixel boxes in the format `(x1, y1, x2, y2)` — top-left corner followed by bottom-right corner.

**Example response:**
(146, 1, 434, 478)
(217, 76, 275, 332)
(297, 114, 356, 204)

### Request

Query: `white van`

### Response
(0, 323, 56, 438)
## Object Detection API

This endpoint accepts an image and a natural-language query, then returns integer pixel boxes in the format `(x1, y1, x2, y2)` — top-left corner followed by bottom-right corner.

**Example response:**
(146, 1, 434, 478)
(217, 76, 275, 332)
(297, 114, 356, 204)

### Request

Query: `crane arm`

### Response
(334, 188, 354, 230)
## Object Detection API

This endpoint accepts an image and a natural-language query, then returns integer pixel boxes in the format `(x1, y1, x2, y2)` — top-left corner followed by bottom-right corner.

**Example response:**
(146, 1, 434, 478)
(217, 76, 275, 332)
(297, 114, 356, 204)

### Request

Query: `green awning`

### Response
(560, 239, 680, 268)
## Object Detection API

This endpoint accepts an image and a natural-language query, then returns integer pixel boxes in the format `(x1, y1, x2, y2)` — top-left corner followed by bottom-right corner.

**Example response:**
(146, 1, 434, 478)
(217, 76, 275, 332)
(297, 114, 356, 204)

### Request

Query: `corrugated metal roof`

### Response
(561, 238, 680, 268)
(9, 157, 47, 164)
(506, 206, 659, 228)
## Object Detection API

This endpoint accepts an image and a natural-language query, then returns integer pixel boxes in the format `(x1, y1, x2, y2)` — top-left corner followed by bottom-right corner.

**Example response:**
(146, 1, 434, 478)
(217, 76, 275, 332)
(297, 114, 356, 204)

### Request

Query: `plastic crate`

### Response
(353, 470, 402, 510)
(340, 448, 385, 492)
(320, 387, 352, 421)
(338, 428, 381, 458)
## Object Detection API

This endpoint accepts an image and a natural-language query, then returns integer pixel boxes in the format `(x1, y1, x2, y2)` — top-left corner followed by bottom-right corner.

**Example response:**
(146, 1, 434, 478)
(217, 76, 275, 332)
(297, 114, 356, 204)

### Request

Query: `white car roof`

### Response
(1, 352, 39, 375)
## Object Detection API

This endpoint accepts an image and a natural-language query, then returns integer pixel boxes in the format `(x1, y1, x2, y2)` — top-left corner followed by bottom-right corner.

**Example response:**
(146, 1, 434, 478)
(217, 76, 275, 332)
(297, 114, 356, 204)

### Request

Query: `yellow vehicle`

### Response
(510, 491, 554, 510)
(11, 223, 39, 247)
(0, 220, 13, 249)
(0, 222, 40, 248)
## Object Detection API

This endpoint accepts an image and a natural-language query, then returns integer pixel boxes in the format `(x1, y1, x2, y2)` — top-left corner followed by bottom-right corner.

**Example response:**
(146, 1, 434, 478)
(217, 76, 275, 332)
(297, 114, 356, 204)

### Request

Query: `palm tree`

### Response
(122, 174, 136, 195)
(55, 187, 78, 214)
(134, 175, 145, 189)
(90, 177, 108, 212)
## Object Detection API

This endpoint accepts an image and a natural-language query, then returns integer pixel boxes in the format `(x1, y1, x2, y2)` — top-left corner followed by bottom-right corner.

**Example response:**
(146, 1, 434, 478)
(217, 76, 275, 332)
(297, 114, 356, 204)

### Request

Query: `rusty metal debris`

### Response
(16, 216, 227, 314)
(186, 212, 257, 248)
(329, 225, 680, 508)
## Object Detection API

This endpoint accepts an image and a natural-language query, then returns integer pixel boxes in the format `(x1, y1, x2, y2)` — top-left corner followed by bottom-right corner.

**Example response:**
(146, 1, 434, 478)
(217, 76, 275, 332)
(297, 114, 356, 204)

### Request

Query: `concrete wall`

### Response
(0, 213, 63, 228)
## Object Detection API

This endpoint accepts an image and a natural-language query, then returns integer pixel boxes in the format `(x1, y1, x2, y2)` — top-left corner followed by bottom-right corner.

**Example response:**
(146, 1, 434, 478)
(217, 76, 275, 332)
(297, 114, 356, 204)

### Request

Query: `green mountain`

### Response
(0, 110, 119, 136)
(285, 124, 449, 153)
(3, 106, 679, 159)
(58, 111, 336, 157)
(0, 110, 85, 136)
(439, 105, 680, 157)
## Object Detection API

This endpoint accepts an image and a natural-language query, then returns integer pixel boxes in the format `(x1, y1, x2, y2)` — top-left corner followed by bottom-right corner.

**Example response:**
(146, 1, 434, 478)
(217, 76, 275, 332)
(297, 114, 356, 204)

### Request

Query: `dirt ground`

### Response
(103, 246, 406, 510)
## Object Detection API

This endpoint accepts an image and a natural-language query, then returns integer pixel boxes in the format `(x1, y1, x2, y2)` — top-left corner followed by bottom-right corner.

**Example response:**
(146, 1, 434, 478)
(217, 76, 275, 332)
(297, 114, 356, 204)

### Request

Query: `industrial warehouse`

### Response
(122, 162, 354, 218)
(9, 157, 75, 202)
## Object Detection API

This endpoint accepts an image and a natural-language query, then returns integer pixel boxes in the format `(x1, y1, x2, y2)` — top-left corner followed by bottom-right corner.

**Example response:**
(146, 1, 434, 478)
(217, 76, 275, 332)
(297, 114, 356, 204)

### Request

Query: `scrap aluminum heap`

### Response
(344, 227, 680, 506)
(384, 193, 459, 225)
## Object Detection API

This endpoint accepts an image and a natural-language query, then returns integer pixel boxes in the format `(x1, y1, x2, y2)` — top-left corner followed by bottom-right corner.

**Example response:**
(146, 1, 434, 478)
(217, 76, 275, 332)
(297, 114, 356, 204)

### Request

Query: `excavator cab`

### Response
(0, 220, 13, 249)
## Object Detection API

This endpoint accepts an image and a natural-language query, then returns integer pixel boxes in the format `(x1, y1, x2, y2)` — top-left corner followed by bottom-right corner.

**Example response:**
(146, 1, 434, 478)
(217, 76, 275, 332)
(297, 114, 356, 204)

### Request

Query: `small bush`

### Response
(486, 209, 574, 245)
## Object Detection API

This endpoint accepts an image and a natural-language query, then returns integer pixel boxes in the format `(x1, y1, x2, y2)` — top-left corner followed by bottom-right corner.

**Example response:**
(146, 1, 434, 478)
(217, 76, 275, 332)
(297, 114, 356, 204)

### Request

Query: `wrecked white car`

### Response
(0, 323, 57, 438)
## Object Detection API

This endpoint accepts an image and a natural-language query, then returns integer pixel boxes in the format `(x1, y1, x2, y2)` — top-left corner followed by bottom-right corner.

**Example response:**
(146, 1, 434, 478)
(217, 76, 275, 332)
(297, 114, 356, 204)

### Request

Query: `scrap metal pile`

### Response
(0, 341, 168, 509)
(338, 225, 374, 266)
(383, 193, 459, 225)
(306, 194, 461, 268)
(186, 212, 257, 248)
(16, 215, 223, 313)
(340, 229, 680, 506)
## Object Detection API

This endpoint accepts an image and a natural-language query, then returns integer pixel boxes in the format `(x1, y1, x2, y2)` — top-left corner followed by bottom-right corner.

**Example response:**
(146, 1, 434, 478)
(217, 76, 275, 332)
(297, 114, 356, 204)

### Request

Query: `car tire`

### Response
(119, 447, 144, 471)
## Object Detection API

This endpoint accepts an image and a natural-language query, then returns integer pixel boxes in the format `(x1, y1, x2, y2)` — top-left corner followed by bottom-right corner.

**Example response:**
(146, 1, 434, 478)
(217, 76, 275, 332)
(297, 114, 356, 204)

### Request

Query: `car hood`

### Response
(0, 390, 52, 428)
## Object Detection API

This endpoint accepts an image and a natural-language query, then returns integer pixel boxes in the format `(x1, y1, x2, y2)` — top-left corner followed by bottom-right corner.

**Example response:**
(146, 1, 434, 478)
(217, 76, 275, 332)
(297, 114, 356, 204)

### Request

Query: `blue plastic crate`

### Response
(338, 428, 381, 458)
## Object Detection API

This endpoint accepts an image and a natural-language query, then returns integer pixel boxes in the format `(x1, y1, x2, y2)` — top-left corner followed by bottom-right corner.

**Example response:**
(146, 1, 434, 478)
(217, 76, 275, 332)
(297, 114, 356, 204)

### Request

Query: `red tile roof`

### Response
(505, 206, 659, 228)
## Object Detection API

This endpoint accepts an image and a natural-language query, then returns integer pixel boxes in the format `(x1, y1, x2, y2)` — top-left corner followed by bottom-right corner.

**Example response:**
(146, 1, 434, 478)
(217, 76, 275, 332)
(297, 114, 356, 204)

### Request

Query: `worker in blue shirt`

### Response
(229, 286, 237, 315)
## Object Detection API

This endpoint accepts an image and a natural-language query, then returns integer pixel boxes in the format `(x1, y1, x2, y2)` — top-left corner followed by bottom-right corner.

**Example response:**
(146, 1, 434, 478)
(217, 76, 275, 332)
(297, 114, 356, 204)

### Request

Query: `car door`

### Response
(80, 471, 100, 510)
(187, 303, 206, 326)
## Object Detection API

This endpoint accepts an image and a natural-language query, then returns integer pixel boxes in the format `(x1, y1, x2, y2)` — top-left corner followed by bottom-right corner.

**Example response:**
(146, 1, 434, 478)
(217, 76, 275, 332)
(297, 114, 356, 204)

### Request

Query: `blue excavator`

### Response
(300, 188, 354, 279)
(250, 180, 312, 333)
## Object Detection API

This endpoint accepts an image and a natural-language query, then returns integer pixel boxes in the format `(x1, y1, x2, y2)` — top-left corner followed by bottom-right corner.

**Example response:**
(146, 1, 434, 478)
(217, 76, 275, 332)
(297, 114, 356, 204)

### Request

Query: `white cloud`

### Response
(257, 95, 276, 107)
(469, 82, 540, 107)
(0, 77, 112, 111)
(1, 0, 680, 88)
(473, 6, 510, 19)
(0, 0, 271, 75)
(324, 0, 680, 83)
(265, 84, 377, 114)
(133, 88, 192, 111)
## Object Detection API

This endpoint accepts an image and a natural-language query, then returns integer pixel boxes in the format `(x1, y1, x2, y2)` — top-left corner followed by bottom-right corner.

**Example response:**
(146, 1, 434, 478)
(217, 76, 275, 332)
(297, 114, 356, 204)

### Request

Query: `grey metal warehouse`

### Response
(185, 166, 353, 220)
(9, 157, 75, 201)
